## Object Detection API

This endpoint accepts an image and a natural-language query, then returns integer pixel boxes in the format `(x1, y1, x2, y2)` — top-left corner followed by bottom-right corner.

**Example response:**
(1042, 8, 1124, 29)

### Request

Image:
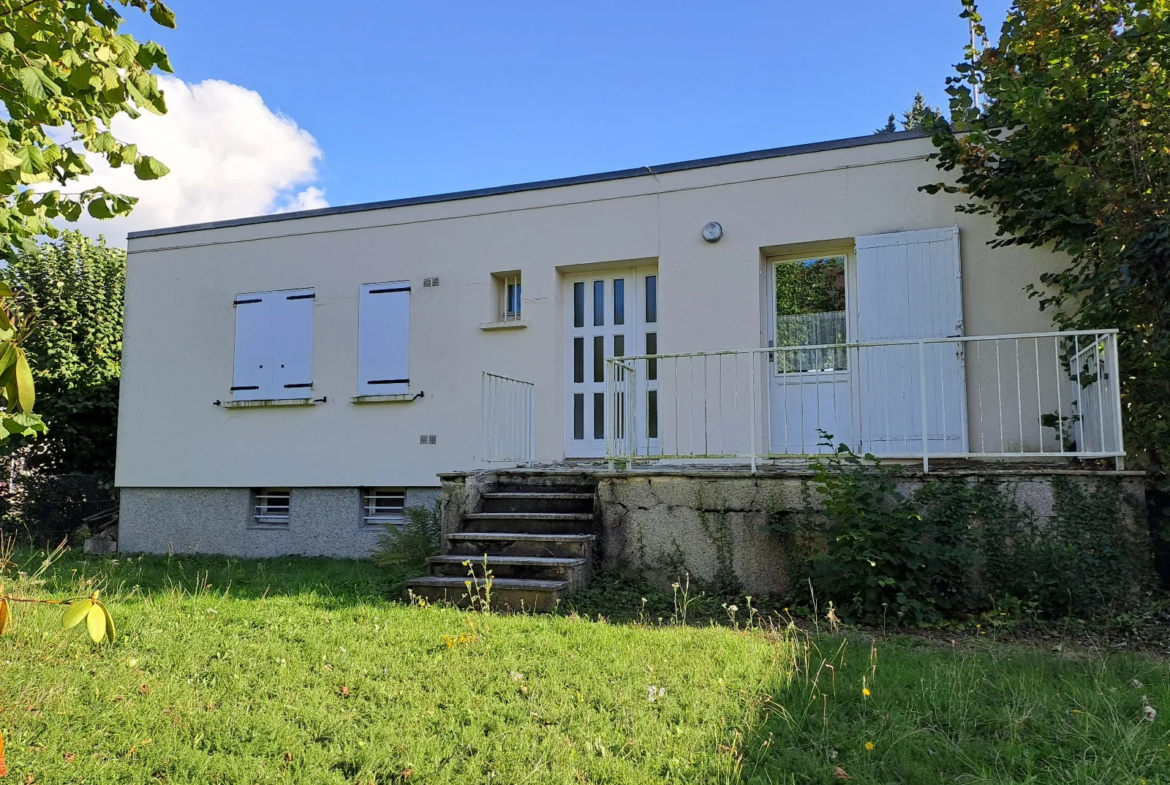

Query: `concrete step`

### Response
(490, 477, 599, 496)
(462, 512, 594, 535)
(404, 576, 569, 612)
(428, 554, 589, 587)
(480, 492, 594, 515)
(446, 532, 595, 559)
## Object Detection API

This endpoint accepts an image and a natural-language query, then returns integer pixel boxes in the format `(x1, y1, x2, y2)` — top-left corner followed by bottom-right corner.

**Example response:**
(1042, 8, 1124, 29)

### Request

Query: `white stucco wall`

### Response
(116, 134, 1065, 489)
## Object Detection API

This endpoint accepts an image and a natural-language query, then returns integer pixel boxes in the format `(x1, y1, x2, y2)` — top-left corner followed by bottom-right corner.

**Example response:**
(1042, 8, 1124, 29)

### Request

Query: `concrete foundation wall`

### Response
(594, 470, 1147, 596)
(120, 487, 441, 558)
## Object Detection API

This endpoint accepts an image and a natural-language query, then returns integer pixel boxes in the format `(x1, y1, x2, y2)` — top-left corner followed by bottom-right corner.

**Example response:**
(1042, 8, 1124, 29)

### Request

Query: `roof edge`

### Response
(127, 128, 931, 241)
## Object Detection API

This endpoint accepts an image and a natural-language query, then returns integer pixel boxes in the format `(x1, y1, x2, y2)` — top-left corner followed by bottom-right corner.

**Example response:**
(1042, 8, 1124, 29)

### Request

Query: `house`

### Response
(115, 130, 1133, 603)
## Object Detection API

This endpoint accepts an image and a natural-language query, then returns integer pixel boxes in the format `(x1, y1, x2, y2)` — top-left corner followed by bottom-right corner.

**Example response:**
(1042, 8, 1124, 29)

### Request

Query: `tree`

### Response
(924, 0, 1170, 580)
(874, 92, 944, 134)
(0, 0, 175, 263)
(1, 230, 124, 475)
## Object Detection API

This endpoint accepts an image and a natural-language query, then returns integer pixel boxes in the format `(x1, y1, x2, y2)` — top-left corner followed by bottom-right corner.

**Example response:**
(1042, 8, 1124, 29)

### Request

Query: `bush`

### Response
(372, 504, 442, 569)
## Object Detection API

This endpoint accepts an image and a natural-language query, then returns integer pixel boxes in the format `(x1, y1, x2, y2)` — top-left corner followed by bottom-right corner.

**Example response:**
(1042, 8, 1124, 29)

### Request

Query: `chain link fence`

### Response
(0, 458, 116, 545)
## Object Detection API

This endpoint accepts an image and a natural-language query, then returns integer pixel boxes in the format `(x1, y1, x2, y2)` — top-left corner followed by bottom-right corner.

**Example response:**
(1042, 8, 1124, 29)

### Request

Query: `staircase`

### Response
(405, 474, 598, 611)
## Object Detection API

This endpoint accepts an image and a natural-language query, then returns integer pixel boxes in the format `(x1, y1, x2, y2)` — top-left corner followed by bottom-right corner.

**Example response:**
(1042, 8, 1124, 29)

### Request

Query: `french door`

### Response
(564, 267, 658, 458)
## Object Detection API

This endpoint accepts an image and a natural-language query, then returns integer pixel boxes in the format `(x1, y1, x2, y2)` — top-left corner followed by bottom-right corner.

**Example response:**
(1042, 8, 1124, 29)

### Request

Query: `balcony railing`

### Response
(481, 372, 536, 464)
(605, 330, 1124, 472)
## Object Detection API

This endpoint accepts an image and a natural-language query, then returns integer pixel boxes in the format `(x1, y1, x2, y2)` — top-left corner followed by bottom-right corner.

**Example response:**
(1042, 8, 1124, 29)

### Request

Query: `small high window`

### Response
(362, 488, 406, 529)
(493, 272, 522, 322)
(253, 489, 290, 525)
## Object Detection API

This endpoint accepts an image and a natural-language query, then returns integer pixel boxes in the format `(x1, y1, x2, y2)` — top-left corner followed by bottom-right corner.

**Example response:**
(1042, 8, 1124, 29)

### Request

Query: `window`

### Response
(358, 281, 410, 396)
(253, 489, 290, 525)
(363, 488, 406, 528)
(493, 272, 522, 322)
(232, 289, 314, 400)
(774, 256, 847, 373)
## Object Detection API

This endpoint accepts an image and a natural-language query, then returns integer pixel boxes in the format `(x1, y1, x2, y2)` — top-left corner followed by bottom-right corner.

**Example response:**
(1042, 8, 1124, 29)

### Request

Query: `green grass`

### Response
(0, 550, 1167, 784)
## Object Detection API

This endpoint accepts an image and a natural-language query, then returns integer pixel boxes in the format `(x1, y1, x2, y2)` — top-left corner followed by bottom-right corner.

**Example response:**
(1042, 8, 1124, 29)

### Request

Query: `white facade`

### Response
(117, 132, 1072, 492)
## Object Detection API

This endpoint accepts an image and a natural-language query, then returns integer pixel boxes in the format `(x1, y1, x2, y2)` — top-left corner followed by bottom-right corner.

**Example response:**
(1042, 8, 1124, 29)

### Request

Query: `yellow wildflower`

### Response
(865, 741, 874, 751)
(862, 688, 871, 697)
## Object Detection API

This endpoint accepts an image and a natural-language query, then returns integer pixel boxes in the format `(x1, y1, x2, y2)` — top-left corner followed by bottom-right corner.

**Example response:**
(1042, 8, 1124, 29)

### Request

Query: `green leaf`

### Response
(86, 603, 106, 643)
(62, 599, 93, 629)
(87, 198, 114, 220)
(133, 155, 168, 180)
(101, 602, 115, 643)
(149, 1, 177, 28)
(0, 32, 15, 52)
(0, 150, 20, 172)
(14, 348, 34, 413)
(18, 67, 47, 101)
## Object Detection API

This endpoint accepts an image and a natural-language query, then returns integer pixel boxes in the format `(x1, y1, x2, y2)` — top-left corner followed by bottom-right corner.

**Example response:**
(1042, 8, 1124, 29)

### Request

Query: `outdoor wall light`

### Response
(702, 221, 723, 242)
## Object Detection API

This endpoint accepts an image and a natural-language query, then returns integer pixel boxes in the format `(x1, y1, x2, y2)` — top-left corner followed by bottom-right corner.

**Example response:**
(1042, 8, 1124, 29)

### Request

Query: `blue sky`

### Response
(108, 0, 1013, 227)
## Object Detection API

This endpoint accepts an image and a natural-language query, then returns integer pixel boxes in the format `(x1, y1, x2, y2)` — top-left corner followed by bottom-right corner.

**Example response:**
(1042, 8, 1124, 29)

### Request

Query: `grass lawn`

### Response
(0, 550, 1166, 784)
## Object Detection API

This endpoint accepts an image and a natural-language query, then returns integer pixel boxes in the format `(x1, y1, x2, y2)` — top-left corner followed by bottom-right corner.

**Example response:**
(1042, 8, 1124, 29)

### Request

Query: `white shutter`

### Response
(272, 289, 315, 398)
(855, 227, 967, 455)
(358, 281, 410, 396)
(232, 292, 274, 401)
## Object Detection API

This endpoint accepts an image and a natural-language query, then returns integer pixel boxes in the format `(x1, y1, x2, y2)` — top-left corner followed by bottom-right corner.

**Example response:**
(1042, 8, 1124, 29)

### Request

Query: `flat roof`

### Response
(127, 128, 930, 240)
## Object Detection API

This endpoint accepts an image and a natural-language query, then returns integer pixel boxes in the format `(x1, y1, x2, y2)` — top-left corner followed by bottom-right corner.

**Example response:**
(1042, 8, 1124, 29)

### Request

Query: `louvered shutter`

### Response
(358, 282, 410, 395)
(854, 227, 967, 455)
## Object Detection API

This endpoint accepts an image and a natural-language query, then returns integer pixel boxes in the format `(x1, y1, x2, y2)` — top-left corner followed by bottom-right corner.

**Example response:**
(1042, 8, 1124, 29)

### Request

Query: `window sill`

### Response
(352, 394, 416, 404)
(479, 320, 528, 331)
(223, 398, 315, 409)
(247, 523, 290, 531)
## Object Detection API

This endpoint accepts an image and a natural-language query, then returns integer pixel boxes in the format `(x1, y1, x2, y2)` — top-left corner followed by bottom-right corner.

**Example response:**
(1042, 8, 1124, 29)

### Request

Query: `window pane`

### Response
(593, 393, 604, 439)
(645, 275, 657, 323)
(573, 337, 584, 383)
(646, 332, 657, 381)
(573, 394, 584, 439)
(573, 282, 584, 328)
(613, 279, 625, 325)
(593, 281, 604, 326)
(647, 390, 658, 439)
(613, 334, 624, 358)
(775, 257, 847, 372)
(593, 335, 604, 383)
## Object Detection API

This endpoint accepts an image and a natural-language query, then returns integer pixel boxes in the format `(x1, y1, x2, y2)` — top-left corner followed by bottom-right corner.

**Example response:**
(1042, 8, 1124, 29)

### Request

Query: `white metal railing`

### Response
(605, 330, 1124, 472)
(482, 372, 536, 464)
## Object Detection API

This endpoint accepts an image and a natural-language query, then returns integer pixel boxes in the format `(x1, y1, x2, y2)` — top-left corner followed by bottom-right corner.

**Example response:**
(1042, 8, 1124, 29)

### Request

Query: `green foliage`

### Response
(925, 3, 1170, 508)
(774, 257, 845, 316)
(371, 504, 442, 569)
(0, 230, 124, 475)
(0, 281, 46, 440)
(768, 437, 972, 625)
(770, 438, 1153, 624)
(0, 0, 175, 261)
(874, 91, 944, 134)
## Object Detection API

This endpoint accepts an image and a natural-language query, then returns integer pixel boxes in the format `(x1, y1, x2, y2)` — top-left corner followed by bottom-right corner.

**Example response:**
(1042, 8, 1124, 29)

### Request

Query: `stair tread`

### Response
(465, 512, 592, 520)
(447, 532, 595, 542)
(483, 492, 594, 500)
(405, 576, 569, 591)
(429, 554, 585, 567)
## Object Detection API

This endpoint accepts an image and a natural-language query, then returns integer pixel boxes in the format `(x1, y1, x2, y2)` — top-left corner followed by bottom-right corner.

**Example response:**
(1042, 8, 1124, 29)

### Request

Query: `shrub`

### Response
(372, 504, 442, 569)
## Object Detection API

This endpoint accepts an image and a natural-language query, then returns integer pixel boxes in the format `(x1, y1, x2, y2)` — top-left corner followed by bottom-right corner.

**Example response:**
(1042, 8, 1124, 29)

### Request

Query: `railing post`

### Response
(918, 340, 929, 473)
(749, 349, 758, 473)
(528, 383, 537, 466)
(1107, 331, 1125, 470)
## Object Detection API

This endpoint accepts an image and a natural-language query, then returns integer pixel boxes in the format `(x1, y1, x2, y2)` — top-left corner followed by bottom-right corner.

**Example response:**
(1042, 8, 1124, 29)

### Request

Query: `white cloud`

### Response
(64, 76, 326, 244)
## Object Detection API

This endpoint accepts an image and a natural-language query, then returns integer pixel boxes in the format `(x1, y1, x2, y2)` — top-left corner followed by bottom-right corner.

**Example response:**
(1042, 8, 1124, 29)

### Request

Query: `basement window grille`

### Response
(494, 271, 522, 322)
(253, 488, 290, 525)
(363, 488, 406, 529)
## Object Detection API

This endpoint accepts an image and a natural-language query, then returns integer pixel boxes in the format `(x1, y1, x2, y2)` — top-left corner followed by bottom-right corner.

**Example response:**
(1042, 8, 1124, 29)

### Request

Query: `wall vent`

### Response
(422, 277, 440, 288)
(419, 434, 437, 445)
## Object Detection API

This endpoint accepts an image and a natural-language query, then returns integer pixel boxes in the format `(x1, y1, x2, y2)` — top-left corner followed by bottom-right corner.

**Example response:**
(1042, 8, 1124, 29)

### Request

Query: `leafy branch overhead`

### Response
(0, 282, 44, 439)
(0, 0, 176, 261)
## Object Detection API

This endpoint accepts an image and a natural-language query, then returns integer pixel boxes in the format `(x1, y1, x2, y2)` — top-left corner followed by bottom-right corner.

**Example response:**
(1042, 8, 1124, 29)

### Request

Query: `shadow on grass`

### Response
(20, 547, 423, 608)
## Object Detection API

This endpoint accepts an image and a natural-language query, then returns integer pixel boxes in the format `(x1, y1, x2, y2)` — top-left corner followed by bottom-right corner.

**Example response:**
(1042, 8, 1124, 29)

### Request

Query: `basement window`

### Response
(252, 488, 290, 525)
(362, 488, 406, 529)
